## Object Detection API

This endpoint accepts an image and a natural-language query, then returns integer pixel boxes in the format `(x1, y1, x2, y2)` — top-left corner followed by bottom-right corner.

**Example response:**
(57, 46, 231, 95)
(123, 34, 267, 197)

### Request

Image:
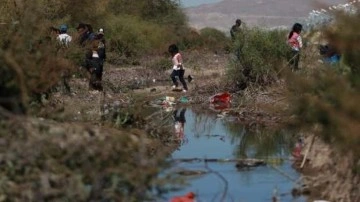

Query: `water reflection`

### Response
(165, 108, 305, 202)
(173, 108, 187, 144)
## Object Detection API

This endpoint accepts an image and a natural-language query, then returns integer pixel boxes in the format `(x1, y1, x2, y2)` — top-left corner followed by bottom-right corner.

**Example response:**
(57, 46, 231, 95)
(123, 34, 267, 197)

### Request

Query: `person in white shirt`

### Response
(168, 44, 188, 92)
(57, 24, 72, 46)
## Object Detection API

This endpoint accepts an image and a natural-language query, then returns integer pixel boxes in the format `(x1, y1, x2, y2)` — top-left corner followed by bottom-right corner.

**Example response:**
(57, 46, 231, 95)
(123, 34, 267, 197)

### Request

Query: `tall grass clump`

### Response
(227, 27, 289, 90)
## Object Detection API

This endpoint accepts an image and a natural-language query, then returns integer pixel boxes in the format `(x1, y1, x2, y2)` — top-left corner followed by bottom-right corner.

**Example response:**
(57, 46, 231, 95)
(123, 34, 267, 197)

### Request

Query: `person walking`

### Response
(169, 44, 188, 93)
(84, 39, 106, 91)
(57, 24, 72, 47)
(230, 19, 242, 41)
(287, 23, 303, 71)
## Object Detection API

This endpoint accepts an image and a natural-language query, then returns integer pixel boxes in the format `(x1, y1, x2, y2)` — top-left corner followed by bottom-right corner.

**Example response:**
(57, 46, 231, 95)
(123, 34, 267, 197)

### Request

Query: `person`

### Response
(84, 39, 106, 91)
(319, 43, 341, 64)
(76, 23, 95, 46)
(287, 23, 303, 71)
(169, 44, 188, 93)
(95, 28, 106, 63)
(230, 19, 242, 41)
(173, 108, 186, 141)
(57, 24, 72, 47)
(96, 28, 106, 45)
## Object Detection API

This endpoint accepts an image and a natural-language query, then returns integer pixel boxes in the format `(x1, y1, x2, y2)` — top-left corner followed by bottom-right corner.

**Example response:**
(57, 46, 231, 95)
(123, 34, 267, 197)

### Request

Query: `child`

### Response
(168, 44, 188, 92)
(288, 23, 303, 71)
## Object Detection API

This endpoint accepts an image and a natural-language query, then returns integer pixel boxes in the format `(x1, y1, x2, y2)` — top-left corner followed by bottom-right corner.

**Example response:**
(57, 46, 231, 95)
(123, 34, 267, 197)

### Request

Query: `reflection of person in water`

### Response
(173, 108, 186, 141)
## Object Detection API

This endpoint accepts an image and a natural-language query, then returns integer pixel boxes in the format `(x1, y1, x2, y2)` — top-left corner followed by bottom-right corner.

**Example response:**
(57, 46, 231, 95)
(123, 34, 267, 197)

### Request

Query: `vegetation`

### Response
(288, 9, 360, 164)
(227, 27, 289, 90)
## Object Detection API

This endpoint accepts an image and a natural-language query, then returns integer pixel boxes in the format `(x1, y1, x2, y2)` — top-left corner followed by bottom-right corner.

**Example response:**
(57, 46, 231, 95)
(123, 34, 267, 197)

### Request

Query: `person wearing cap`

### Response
(95, 28, 106, 63)
(76, 23, 95, 46)
(57, 24, 72, 46)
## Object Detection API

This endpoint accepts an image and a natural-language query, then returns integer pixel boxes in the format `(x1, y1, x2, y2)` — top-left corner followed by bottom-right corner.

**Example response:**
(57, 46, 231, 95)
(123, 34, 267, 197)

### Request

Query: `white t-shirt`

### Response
(57, 33, 72, 46)
(172, 53, 184, 70)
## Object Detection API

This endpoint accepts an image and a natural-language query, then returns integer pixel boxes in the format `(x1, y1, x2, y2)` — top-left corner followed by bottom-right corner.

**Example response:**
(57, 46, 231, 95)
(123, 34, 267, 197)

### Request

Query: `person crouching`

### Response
(84, 39, 105, 91)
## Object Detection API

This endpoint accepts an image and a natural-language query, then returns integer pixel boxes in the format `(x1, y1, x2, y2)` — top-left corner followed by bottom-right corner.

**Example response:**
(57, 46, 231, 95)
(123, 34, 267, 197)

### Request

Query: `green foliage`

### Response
(107, 0, 186, 26)
(105, 14, 171, 58)
(198, 27, 230, 52)
(325, 12, 360, 89)
(227, 27, 289, 89)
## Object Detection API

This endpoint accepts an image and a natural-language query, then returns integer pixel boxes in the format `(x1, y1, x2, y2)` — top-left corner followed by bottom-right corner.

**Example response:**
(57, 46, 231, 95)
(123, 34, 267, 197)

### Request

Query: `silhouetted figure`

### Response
(173, 108, 186, 141)
(230, 19, 242, 41)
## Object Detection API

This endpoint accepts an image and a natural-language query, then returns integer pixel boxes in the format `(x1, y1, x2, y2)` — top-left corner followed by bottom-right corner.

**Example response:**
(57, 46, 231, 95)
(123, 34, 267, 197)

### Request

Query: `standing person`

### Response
(287, 23, 303, 71)
(57, 24, 72, 47)
(76, 23, 95, 46)
(84, 39, 106, 91)
(230, 19, 242, 41)
(95, 28, 106, 64)
(169, 44, 188, 93)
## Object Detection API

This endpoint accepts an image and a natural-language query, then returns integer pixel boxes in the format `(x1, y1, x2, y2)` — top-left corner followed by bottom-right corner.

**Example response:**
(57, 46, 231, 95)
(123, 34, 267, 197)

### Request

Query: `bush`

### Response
(227, 27, 289, 90)
(199, 27, 230, 52)
(105, 14, 172, 59)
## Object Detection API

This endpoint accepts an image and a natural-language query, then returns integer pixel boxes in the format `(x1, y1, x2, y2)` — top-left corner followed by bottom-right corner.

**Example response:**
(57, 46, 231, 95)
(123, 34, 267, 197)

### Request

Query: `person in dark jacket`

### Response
(76, 23, 96, 46)
(84, 39, 106, 91)
(230, 19, 242, 41)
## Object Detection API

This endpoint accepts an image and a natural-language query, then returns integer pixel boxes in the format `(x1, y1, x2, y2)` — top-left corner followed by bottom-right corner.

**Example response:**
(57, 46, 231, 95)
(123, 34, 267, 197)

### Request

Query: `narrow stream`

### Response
(164, 108, 306, 202)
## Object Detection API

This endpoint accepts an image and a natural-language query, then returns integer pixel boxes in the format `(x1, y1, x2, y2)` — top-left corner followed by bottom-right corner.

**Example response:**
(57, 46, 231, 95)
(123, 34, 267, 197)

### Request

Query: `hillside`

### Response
(185, 0, 348, 31)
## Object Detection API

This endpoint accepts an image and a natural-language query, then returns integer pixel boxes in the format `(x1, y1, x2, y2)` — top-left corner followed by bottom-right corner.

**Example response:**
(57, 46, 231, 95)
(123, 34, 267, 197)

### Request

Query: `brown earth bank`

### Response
(296, 136, 360, 202)
(185, 0, 348, 31)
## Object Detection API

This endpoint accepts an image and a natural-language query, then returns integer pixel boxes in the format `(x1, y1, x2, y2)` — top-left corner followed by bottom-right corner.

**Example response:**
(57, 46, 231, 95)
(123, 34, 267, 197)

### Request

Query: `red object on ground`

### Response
(210, 92, 231, 104)
(170, 192, 195, 202)
(292, 142, 302, 159)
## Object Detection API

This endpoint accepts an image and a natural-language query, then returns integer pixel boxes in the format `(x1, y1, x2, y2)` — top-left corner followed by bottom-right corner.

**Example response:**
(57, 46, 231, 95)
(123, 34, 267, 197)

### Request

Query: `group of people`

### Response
(50, 23, 106, 91)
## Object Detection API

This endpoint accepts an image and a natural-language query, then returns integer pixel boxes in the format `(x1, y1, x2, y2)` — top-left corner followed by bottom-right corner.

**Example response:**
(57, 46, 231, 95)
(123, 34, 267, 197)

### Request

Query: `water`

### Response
(164, 108, 306, 202)
(180, 0, 222, 8)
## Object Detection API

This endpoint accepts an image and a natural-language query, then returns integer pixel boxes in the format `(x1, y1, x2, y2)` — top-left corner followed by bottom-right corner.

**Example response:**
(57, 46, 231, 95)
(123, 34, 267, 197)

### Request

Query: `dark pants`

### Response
(87, 58, 103, 91)
(170, 69, 187, 90)
(289, 50, 300, 71)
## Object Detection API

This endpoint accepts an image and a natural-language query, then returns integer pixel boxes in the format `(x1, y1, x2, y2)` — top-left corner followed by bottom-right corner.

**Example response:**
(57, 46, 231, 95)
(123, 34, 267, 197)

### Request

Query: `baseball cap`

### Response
(60, 24, 67, 32)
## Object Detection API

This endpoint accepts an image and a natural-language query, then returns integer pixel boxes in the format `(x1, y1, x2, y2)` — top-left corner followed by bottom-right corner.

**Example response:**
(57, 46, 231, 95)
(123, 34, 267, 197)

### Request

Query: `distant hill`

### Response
(185, 0, 348, 31)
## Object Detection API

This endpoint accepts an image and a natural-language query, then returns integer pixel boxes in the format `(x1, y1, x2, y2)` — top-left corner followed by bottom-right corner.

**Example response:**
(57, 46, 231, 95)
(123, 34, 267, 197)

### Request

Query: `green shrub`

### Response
(227, 27, 289, 89)
(198, 27, 230, 52)
(105, 14, 171, 59)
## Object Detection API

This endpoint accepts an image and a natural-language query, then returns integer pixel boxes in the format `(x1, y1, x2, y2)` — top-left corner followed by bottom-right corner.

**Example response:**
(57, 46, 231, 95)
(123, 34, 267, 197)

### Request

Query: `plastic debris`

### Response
(170, 192, 196, 202)
(210, 92, 231, 103)
(179, 96, 189, 103)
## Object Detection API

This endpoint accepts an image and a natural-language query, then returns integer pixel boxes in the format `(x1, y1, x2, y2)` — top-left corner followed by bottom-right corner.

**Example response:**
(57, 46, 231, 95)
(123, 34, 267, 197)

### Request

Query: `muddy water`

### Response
(164, 108, 306, 202)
